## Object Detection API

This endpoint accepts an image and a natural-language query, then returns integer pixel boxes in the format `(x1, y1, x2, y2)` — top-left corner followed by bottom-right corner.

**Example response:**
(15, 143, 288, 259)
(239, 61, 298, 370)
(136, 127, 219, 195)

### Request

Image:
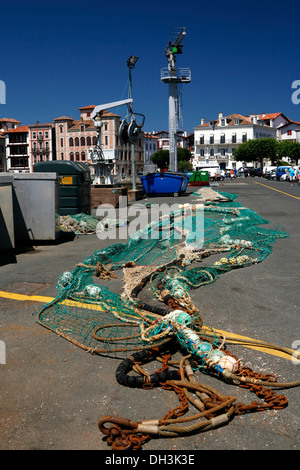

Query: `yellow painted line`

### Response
(253, 181, 300, 200)
(0, 290, 104, 311)
(0, 290, 298, 362)
(0, 290, 55, 304)
(203, 326, 299, 363)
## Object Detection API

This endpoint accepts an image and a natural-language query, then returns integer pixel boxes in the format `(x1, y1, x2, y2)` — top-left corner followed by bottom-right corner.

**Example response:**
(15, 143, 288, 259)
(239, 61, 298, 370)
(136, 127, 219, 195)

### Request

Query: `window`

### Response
(33, 154, 37, 164)
(87, 136, 91, 146)
(75, 137, 79, 146)
(80, 125, 84, 132)
(104, 123, 108, 131)
(80, 137, 85, 146)
(287, 130, 292, 136)
(92, 136, 97, 146)
(81, 152, 86, 161)
(45, 142, 49, 150)
(242, 133, 247, 142)
(105, 136, 108, 145)
(234, 119, 240, 125)
(75, 152, 80, 161)
(45, 131, 49, 138)
(60, 138, 63, 147)
(32, 131, 36, 139)
(38, 131, 43, 139)
(220, 118, 225, 126)
(232, 133, 236, 143)
(70, 152, 74, 161)
(220, 149, 226, 156)
(210, 149, 214, 157)
(220, 134, 225, 144)
(69, 137, 74, 147)
(199, 135, 204, 144)
(200, 149, 204, 157)
(209, 135, 214, 144)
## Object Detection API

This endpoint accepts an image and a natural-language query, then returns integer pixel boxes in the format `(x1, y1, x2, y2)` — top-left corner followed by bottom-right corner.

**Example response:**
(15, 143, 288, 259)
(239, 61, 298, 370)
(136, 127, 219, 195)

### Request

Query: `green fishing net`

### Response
(37, 189, 288, 356)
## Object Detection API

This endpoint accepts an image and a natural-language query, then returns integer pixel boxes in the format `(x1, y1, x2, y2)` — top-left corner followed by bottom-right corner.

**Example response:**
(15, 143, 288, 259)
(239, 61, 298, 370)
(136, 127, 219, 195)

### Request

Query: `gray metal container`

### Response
(0, 172, 60, 241)
(0, 175, 15, 249)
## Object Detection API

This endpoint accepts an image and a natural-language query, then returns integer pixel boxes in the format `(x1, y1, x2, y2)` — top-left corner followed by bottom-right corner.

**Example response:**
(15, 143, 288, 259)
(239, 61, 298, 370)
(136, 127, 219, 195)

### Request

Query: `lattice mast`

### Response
(161, 27, 191, 173)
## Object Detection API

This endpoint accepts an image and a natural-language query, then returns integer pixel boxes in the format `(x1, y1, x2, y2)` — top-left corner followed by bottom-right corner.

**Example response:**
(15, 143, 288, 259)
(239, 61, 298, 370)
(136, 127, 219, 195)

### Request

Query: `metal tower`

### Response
(161, 27, 191, 173)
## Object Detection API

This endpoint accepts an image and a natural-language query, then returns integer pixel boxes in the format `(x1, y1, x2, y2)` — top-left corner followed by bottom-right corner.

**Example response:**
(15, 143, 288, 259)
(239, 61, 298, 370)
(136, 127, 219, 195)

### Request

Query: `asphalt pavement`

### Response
(0, 176, 299, 454)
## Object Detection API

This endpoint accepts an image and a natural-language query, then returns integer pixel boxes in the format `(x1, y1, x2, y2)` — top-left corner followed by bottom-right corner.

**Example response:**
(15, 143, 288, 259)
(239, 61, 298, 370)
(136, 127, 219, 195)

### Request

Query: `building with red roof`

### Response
(5, 125, 30, 172)
(53, 105, 145, 181)
(193, 112, 277, 170)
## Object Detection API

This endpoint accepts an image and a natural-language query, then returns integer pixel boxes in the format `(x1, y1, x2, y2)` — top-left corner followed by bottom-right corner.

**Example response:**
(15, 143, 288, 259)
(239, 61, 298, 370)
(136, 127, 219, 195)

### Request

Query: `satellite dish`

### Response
(128, 120, 141, 144)
(119, 119, 129, 144)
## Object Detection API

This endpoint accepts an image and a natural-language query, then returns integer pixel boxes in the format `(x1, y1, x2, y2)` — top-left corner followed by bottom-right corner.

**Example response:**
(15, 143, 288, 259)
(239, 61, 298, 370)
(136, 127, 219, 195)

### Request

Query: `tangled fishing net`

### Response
(60, 213, 128, 235)
(36, 189, 300, 450)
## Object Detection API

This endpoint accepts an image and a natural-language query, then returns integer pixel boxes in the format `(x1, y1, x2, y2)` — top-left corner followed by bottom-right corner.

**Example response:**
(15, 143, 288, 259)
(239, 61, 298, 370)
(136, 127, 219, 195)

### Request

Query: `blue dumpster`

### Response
(140, 172, 189, 196)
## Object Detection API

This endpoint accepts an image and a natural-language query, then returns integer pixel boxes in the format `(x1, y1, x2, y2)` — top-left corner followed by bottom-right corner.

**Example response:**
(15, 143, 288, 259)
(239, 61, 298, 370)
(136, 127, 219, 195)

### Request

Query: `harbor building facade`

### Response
(53, 105, 145, 179)
(193, 112, 277, 170)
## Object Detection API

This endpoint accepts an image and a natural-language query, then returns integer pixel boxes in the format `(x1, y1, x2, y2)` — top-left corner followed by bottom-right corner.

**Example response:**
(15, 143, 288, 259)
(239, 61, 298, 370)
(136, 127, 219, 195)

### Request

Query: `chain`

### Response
(234, 366, 288, 414)
(98, 416, 150, 450)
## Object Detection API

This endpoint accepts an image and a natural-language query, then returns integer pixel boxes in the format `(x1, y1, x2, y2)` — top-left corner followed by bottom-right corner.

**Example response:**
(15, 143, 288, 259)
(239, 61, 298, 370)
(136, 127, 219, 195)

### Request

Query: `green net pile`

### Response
(37, 189, 288, 356)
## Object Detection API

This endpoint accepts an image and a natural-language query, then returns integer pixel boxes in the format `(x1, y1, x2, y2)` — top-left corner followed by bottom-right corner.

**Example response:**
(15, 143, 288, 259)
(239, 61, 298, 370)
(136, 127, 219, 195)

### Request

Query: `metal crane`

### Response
(88, 98, 133, 184)
(161, 27, 191, 173)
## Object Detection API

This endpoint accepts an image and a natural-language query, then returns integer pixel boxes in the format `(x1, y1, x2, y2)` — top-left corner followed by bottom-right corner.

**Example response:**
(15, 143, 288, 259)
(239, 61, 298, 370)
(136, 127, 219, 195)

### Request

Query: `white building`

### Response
(153, 130, 188, 151)
(0, 118, 21, 171)
(193, 112, 277, 170)
(277, 119, 300, 142)
(5, 125, 30, 172)
(143, 131, 158, 172)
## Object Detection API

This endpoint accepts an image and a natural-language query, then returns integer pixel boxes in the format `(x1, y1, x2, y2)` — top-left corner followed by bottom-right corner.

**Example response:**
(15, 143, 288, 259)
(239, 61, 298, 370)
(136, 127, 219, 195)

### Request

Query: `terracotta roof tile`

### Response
(6, 125, 29, 133)
(78, 105, 95, 110)
(53, 116, 74, 121)
(259, 113, 281, 120)
(0, 118, 21, 123)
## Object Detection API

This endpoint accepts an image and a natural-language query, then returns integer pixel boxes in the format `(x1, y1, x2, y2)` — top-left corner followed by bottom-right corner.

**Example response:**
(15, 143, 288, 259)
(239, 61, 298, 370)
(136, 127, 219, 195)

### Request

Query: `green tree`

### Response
(177, 147, 192, 162)
(151, 149, 169, 169)
(151, 147, 192, 169)
(178, 159, 193, 170)
(278, 140, 300, 163)
(234, 138, 279, 166)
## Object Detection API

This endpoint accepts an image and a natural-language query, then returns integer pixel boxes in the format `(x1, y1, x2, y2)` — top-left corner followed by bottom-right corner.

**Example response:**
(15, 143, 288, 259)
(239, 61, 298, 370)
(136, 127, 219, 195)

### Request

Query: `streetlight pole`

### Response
(127, 56, 139, 191)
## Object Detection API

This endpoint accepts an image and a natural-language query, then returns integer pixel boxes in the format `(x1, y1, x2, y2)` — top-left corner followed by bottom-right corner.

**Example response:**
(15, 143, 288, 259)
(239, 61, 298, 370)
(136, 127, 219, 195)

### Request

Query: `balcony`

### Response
(195, 138, 247, 146)
(161, 67, 191, 84)
(32, 147, 50, 154)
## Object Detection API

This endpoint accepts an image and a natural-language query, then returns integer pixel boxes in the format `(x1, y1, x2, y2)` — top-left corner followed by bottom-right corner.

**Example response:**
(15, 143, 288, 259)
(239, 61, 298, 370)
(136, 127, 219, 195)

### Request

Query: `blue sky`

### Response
(1, 0, 300, 134)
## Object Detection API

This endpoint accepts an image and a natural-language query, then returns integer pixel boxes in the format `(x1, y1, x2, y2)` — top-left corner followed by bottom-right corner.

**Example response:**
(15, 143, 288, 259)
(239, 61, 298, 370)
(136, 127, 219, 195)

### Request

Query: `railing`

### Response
(195, 138, 247, 145)
(161, 67, 191, 83)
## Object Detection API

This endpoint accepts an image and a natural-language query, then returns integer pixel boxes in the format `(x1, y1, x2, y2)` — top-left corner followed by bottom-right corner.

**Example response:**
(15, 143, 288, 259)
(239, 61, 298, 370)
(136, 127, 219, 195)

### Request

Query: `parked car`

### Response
(250, 168, 263, 177)
(265, 169, 276, 180)
(238, 167, 253, 177)
(276, 166, 291, 180)
(263, 165, 277, 177)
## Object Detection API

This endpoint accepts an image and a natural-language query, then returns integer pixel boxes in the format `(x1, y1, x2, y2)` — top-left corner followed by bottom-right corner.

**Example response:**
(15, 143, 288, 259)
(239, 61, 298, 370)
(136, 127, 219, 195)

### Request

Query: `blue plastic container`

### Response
(140, 172, 189, 196)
